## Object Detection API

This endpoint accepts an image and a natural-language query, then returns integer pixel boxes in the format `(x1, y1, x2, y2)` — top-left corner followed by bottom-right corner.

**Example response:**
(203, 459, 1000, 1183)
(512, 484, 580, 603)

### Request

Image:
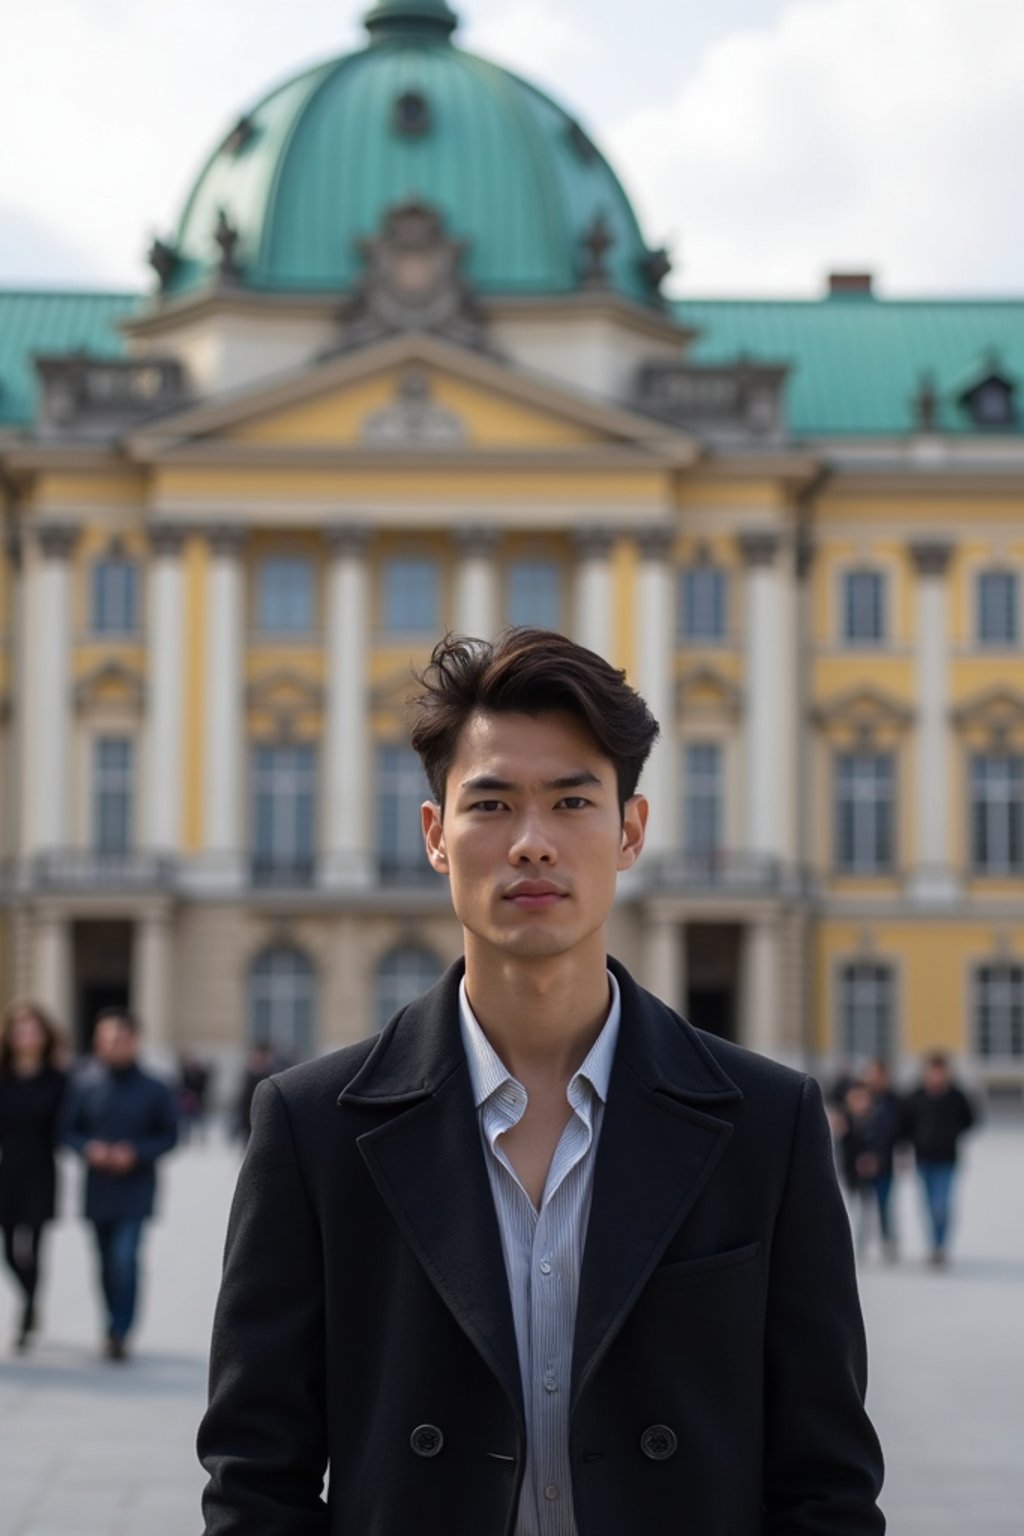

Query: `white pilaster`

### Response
(909, 540, 957, 902)
(146, 525, 187, 854)
(321, 526, 373, 889)
(642, 909, 686, 1014)
(131, 906, 174, 1064)
(454, 527, 500, 638)
(739, 531, 789, 876)
(572, 527, 616, 658)
(201, 527, 245, 888)
(740, 917, 781, 1056)
(24, 524, 78, 856)
(635, 526, 678, 859)
(32, 908, 72, 1032)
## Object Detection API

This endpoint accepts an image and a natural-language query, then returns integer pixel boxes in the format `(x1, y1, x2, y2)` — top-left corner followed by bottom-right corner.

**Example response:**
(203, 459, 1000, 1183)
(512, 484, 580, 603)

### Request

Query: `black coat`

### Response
(0, 1066, 67, 1227)
(61, 1062, 178, 1222)
(902, 1085, 976, 1164)
(199, 958, 884, 1536)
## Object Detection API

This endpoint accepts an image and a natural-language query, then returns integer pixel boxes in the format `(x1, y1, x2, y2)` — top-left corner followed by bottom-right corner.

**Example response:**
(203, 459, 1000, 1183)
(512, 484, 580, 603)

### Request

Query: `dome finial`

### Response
(364, 0, 458, 42)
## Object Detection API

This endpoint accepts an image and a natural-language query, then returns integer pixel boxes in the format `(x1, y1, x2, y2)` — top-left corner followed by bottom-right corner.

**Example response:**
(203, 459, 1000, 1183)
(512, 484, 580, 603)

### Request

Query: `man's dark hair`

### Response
(94, 1007, 140, 1035)
(408, 628, 659, 811)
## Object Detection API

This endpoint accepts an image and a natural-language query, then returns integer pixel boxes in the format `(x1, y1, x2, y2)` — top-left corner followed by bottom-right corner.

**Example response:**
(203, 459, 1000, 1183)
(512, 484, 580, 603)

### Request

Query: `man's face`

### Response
(93, 1017, 137, 1069)
(422, 709, 646, 963)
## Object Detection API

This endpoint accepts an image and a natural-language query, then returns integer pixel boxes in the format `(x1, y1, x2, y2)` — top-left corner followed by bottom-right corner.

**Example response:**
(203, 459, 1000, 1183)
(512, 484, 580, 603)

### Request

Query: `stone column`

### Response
(454, 527, 500, 638)
(739, 916, 781, 1056)
(642, 909, 686, 1014)
(572, 527, 616, 658)
(201, 527, 245, 888)
(146, 525, 187, 855)
(908, 540, 956, 902)
(24, 524, 78, 856)
(131, 906, 174, 1062)
(321, 526, 373, 889)
(32, 907, 72, 1032)
(738, 530, 794, 877)
(635, 526, 678, 860)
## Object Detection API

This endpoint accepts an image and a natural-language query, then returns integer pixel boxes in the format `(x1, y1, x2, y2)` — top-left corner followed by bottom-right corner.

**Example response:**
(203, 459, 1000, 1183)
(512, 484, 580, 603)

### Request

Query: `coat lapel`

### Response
(571, 959, 743, 1408)
(340, 962, 524, 1425)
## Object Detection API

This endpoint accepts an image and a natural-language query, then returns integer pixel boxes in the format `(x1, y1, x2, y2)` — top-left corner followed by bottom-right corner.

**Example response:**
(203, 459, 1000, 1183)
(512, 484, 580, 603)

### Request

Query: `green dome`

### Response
(167, 0, 661, 307)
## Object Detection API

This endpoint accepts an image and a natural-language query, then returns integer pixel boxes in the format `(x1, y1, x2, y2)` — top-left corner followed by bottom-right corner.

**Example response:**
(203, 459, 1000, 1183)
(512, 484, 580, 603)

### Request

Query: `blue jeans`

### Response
(917, 1162, 956, 1254)
(92, 1217, 145, 1339)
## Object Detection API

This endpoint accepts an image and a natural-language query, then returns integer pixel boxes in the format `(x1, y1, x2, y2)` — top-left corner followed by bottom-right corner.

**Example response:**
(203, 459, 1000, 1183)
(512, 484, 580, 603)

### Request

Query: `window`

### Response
(91, 558, 138, 635)
(977, 570, 1018, 646)
(382, 557, 440, 634)
(374, 946, 444, 1033)
(258, 557, 315, 634)
(251, 744, 316, 883)
(506, 559, 561, 629)
(971, 754, 1024, 873)
(684, 742, 722, 857)
(838, 961, 894, 1061)
(680, 566, 726, 642)
(842, 569, 885, 644)
(835, 753, 894, 872)
(377, 745, 432, 883)
(974, 964, 1024, 1059)
(93, 738, 133, 855)
(248, 945, 316, 1058)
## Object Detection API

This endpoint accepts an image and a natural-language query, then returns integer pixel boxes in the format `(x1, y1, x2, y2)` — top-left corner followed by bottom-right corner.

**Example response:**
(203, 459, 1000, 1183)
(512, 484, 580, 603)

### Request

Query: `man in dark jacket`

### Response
(902, 1051, 976, 1268)
(63, 1009, 178, 1358)
(199, 629, 884, 1535)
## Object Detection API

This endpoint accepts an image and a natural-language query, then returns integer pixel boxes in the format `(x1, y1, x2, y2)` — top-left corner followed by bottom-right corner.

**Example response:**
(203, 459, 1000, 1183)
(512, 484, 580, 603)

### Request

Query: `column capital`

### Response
(204, 524, 247, 558)
(908, 539, 954, 576)
(737, 528, 780, 568)
(147, 522, 189, 558)
(325, 523, 372, 558)
(453, 524, 501, 556)
(635, 524, 674, 561)
(572, 525, 618, 559)
(34, 522, 80, 561)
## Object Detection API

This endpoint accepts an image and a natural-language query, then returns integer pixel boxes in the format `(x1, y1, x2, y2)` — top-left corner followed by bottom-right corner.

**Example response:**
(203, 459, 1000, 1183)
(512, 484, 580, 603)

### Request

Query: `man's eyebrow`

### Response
(458, 771, 602, 792)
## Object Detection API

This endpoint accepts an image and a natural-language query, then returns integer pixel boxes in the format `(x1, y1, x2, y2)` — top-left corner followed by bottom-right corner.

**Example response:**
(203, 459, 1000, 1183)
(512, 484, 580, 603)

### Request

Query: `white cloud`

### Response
(605, 0, 1024, 295)
(467, 0, 580, 80)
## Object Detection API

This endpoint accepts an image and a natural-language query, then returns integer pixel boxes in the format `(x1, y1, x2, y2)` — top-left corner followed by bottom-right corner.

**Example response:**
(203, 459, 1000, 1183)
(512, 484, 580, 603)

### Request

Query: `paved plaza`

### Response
(0, 1113, 1021, 1535)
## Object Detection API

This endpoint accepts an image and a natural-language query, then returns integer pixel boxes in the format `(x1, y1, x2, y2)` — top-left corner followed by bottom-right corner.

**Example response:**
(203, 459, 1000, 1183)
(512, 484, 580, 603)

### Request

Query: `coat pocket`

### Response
(646, 1240, 761, 1286)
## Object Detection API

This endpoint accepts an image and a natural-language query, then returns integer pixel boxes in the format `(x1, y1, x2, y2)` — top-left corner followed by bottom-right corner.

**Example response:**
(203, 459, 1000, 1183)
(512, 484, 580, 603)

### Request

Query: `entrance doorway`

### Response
(72, 920, 133, 1053)
(685, 924, 741, 1043)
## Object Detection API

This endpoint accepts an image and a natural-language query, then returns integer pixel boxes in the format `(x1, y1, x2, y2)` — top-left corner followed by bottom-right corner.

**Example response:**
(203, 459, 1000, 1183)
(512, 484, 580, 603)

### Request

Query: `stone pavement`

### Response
(0, 1118, 1022, 1535)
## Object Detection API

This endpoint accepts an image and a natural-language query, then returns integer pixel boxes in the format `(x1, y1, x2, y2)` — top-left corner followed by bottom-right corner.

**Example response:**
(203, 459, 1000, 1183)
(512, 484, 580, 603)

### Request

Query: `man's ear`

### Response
(617, 794, 648, 872)
(422, 801, 449, 874)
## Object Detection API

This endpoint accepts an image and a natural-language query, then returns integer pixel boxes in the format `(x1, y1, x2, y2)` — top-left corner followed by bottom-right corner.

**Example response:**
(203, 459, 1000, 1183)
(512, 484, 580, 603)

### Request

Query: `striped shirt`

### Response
(458, 974, 621, 1536)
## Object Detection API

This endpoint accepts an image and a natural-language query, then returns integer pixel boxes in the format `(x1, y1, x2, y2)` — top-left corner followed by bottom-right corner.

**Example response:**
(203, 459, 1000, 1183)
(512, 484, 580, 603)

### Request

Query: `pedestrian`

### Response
(0, 1000, 68, 1352)
(199, 628, 884, 1535)
(177, 1054, 212, 1144)
(861, 1058, 906, 1260)
(837, 1081, 879, 1254)
(233, 1041, 276, 1144)
(61, 1009, 178, 1359)
(903, 1050, 977, 1268)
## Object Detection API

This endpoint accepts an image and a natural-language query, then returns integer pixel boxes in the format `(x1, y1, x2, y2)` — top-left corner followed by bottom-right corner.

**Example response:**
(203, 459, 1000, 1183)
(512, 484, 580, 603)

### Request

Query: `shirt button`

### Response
(539, 1259, 552, 1275)
(544, 1484, 559, 1501)
(544, 1375, 557, 1393)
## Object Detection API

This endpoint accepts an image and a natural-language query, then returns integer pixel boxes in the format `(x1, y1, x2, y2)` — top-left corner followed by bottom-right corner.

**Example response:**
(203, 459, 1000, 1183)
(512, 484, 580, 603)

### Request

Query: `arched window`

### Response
(374, 945, 444, 1033)
(248, 945, 316, 1059)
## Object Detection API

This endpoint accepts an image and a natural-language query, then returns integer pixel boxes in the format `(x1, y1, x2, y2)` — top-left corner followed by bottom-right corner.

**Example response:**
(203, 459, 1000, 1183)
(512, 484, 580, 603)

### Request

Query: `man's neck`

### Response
(463, 933, 612, 1088)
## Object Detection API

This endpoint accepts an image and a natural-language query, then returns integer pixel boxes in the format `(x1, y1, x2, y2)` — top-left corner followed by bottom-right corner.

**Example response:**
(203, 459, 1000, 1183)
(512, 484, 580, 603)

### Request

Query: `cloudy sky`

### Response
(1, 0, 1020, 298)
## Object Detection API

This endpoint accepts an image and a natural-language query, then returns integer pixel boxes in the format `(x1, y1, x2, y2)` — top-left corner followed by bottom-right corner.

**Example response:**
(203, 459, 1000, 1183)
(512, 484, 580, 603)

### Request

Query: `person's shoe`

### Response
(928, 1249, 948, 1270)
(104, 1334, 129, 1362)
(14, 1301, 36, 1352)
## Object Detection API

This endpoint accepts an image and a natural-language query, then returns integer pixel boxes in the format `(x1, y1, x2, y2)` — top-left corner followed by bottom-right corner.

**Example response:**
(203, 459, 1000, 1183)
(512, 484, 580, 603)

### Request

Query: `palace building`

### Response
(2, 0, 1024, 1096)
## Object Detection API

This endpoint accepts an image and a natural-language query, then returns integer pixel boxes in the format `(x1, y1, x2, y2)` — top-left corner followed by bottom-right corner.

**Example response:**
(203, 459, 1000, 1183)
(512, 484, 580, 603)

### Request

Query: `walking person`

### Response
(903, 1050, 977, 1268)
(0, 1000, 68, 1351)
(199, 628, 884, 1535)
(861, 1059, 906, 1260)
(62, 1009, 178, 1359)
(836, 1081, 879, 1255)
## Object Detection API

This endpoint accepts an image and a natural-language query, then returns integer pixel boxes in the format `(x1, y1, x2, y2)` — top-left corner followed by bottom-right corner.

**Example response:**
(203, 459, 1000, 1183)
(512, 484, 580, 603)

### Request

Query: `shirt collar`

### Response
(459, 970, 621, 1111)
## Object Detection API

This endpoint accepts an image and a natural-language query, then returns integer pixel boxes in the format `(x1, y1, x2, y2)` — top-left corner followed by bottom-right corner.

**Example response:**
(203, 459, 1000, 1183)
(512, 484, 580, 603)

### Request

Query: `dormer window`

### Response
(394, 91, 430, 138)
(958, 353, 1018, 430)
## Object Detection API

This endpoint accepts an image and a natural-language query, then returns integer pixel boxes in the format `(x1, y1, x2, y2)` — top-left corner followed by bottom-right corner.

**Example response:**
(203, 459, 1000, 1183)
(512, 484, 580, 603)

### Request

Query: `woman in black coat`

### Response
(0, 1000, 68, 1349)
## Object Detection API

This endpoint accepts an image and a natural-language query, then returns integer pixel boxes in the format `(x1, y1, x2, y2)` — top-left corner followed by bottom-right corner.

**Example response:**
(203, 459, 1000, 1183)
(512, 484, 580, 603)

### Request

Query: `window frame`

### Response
(381, 555, 441, 636)
(836, 958, 896, 1063)
(247, 944, 316, 1058)
(969, 752, 1024, 875)
(250, 742, 317, 883)
(92, 735, 135, 856)
(973, 962, 1024, 1060)
(256, 555, 316, 636)
(679, 564, 728, 644)
(834, 751, 895, 874)
(90, 557, 140, 637)
(976, 568, 1019, 648)
(840, 567, 887, 647)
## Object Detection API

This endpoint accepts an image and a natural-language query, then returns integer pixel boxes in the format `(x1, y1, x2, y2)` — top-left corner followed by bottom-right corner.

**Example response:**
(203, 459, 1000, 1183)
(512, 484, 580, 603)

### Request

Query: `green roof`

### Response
(674, 295, 1024, 437)
(169, 9, 657, 305)
(0, 291, 140, 426)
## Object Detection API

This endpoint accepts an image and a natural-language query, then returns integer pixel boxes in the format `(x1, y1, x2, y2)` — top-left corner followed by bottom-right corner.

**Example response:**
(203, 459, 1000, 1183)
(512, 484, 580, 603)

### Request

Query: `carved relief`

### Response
(73, 661, 146, 718)
(360, 370, 466, 445)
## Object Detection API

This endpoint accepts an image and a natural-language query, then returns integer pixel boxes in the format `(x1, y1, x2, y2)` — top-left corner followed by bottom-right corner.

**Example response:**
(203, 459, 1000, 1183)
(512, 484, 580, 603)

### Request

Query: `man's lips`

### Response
(503, 882, 568, 909)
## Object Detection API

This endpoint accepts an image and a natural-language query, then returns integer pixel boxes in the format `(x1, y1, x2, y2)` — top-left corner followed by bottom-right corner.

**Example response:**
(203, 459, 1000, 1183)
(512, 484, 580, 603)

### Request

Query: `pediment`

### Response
(677, 665, 743, 718)
(126, 333, 698, 462)
(247, 670, 324, 729)
(811, 685, 914, 738)
(951, 686, 1024, 738)
(74, 660, 145, 717)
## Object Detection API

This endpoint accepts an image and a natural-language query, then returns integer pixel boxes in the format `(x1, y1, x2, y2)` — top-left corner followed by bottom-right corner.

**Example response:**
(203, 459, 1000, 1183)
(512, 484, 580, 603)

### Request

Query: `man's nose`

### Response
(508, 811, 557, 864)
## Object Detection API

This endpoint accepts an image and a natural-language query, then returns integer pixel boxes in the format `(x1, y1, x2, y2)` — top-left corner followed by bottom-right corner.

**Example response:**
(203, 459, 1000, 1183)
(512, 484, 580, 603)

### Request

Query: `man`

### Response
(63, 1009, 178, 1359)
(902, 1051, 976, 1268)
(860, 1058, 905, 1260)
(199, 629, 884, 1535)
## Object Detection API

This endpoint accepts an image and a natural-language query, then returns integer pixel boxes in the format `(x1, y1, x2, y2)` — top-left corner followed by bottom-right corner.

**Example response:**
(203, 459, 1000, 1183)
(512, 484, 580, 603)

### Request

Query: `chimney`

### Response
(827, 272, 874, 299)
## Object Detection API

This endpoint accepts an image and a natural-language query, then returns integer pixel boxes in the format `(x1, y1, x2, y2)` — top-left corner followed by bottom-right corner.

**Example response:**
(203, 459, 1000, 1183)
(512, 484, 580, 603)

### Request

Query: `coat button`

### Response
(640, 1424, 678, 1461)
(410, 1424, 444, 1458)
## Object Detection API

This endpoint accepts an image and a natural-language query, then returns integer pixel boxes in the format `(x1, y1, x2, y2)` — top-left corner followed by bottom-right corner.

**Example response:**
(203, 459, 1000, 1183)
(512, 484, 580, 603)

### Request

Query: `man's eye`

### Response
(557, 796, 590, 810)
(471, 800, 505, 812)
